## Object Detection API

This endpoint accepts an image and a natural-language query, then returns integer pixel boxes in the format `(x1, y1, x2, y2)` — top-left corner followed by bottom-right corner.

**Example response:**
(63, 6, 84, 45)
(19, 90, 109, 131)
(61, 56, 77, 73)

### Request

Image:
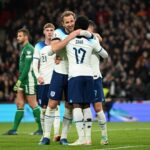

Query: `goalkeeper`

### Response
(4, 28, 42, 135)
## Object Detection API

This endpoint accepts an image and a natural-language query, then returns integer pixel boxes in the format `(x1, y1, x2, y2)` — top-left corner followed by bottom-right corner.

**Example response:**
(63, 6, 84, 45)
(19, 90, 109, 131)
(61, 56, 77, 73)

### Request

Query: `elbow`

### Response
(100, 51, 108, 59)
(103, 53, 108, 59)
(51, 47, 55, 52)
(51, 44, 58, 53)
(51, 44, 55, 52)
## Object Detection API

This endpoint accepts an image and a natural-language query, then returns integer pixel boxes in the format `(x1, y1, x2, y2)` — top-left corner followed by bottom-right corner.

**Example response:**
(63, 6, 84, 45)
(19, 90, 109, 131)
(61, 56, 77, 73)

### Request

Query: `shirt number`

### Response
(42, 55, 47, 62)
(73, 47, 86, 64)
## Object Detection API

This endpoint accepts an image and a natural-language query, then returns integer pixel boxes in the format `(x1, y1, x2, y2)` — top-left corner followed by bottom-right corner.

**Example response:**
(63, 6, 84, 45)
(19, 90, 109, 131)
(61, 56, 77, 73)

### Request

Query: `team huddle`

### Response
(4, 10, 108, 146)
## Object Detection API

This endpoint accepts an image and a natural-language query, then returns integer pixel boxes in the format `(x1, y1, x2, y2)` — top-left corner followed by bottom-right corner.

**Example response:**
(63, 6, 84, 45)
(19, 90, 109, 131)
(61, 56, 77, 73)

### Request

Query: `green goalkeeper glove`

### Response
(13, 80, 21, 91)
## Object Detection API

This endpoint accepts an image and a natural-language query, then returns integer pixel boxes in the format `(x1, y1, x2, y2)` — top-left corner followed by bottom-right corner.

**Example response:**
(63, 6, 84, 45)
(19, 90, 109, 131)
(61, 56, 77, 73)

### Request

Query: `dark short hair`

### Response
(17, 28, 30, 37)
(74, 15, 89, 30)
(88, 20, 97, 32)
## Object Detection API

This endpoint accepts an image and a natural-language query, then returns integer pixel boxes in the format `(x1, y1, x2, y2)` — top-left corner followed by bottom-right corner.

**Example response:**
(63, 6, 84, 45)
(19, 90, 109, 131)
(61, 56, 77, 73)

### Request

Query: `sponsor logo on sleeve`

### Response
(50, 91, 55, 97)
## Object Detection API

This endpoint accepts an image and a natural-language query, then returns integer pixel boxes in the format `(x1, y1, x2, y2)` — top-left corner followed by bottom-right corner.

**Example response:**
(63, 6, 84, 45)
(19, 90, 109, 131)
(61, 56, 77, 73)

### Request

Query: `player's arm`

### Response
(51, 29, 81, 52)
(51, 29, 92, 52)
(94, 33, 103, 42)
(32, 46, 41, 80)
(18, 49, 33, 82)
(33, 58, 40, 79)
(98, 47, 108, 59)
(33, 58, 44, 84)
(93, 40, 108, 59)
(14, 48, 34, 91)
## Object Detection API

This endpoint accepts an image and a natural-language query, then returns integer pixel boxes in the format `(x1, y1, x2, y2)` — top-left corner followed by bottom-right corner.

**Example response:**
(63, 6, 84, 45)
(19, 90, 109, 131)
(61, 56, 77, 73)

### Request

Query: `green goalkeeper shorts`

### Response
(19, 83, 37, 95)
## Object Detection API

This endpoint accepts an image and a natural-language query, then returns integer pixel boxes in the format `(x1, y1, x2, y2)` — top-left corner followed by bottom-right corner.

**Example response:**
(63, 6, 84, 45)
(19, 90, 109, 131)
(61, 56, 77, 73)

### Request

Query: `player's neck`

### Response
(45, 39, 51, 45)
(64, 28, 70, 34)
(22, 40, 28, 46)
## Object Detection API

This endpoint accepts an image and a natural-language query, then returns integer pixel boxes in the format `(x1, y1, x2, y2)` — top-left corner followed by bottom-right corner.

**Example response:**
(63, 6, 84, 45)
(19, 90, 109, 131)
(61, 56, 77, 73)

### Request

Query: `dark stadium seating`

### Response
(0, 0, 149, 102)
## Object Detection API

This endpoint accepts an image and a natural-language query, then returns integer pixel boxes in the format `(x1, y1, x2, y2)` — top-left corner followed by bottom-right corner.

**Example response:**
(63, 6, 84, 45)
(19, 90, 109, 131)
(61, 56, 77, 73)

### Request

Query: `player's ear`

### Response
(25, 35, 28, 41)
(61, 20, 64, 26)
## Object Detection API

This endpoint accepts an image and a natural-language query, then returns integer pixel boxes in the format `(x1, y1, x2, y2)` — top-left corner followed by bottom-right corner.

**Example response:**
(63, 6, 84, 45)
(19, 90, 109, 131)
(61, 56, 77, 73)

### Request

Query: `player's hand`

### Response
(38, 76, 44, 84)
(94, 33, 103, 42)
(55, 56, 62, 64)
(69, 29, 92, 39)
(13, 80, 21, 91)
(79, 30, 92, 38)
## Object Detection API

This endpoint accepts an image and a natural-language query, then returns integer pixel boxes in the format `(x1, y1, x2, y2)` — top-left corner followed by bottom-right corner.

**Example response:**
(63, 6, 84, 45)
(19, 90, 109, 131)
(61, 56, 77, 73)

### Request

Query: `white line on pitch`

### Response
(19, 128, 150, 134)
(93, 145, 149, 150)
(93, 128, 150, 132)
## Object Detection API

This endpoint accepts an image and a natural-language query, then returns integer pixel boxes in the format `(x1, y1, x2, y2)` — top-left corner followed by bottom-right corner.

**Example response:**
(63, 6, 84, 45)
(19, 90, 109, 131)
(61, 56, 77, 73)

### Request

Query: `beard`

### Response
(66, 27, 74, 33)
(17, 40, 24, 45)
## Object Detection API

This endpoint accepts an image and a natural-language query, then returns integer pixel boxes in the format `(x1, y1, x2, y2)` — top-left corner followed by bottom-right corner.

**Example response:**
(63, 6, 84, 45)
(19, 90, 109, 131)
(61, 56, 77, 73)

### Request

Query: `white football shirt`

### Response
(91, 36, 108, 79)
(66, 36, 108, 78)
(33, 41, 55, 84)
(52, 27, 68, 74)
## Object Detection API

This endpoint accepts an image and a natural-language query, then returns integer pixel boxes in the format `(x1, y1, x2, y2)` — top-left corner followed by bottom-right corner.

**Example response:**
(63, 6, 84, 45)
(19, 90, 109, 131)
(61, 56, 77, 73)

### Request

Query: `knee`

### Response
(29, 101, 38, 109)
(65, 102, 72, 109)
(16, 100, 24, 108)
(48, 100, 58, 109)
(94, 106, 103, 113)
(94, 102, 103, 112)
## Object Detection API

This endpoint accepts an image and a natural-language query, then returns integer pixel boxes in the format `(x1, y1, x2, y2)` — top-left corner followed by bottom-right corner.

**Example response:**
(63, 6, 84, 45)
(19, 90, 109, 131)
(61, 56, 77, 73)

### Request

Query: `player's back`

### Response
(66, 36, 97, 77)
(34, 41, 55, 84)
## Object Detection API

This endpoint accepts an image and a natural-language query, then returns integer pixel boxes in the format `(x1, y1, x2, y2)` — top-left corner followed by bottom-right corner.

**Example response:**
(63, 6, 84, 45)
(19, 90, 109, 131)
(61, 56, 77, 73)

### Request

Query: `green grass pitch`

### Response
(0, 122, 150, 150)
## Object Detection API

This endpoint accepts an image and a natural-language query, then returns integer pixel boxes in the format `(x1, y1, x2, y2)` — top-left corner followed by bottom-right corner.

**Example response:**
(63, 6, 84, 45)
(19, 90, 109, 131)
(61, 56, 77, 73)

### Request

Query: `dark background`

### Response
(0, 0, 150, 103)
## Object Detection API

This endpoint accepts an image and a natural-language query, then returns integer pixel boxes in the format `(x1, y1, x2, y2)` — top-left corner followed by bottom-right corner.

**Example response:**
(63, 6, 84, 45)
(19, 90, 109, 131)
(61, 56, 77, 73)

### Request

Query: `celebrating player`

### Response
(88, 20, 108, 145)
(66, 16, 108, 145)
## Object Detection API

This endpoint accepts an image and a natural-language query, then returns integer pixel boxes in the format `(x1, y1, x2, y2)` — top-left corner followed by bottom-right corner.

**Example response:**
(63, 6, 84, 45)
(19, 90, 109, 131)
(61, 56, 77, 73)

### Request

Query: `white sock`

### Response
(44, 107, 55, 138)
(73, 108, 85, 141)
(53, 105, 60, 136)
(40, 108, 46, 133)
(97, 111, 108, 138)
(61, 107, 72, 139)
(83, 107, 92, 142)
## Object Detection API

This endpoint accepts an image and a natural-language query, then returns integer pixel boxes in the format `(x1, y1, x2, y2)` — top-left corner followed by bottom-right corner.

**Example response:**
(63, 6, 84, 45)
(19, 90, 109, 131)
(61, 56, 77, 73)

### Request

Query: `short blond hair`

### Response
(60, 11, 76, 24)
(43, 23, 55, 30)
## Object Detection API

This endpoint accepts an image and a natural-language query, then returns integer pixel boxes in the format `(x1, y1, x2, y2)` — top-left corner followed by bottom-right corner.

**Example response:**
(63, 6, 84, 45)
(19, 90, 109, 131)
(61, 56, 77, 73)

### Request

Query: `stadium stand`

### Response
(0, 0, 149, 102)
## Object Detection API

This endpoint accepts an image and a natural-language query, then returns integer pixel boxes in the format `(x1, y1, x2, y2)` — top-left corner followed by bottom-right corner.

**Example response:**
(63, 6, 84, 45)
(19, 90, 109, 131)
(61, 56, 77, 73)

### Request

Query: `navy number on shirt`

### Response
(42, 55, 47, 62)
(73, 47, 86, 64)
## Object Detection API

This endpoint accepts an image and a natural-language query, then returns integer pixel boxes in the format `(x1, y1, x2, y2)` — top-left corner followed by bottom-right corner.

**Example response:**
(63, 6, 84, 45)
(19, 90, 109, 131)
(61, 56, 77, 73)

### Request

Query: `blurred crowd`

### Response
(0, 0, 150, 103)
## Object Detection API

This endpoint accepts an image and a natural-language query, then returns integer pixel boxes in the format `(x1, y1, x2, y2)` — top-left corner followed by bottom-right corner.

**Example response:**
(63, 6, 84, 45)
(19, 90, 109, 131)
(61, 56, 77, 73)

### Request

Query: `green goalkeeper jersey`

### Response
(18, 42, 37, 86)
